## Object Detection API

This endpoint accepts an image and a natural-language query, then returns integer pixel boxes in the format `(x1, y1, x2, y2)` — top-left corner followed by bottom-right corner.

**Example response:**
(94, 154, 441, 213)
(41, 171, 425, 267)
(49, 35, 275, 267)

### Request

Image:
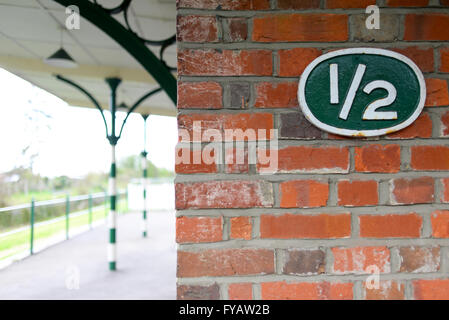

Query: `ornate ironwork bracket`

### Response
(52, 0, 177, 104)
(56, 74, 162, 145)
(55, 74, 162, 270)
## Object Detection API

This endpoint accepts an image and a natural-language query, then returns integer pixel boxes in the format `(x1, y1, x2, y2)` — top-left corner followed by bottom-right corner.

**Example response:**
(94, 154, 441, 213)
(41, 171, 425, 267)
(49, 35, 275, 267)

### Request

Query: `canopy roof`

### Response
(0, 0, 177, 116)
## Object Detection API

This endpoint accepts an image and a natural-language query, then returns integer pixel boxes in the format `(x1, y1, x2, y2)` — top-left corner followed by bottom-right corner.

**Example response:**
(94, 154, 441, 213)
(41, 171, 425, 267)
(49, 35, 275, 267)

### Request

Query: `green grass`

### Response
(0, 200, 127, 261)
(8, 190, 61, 205)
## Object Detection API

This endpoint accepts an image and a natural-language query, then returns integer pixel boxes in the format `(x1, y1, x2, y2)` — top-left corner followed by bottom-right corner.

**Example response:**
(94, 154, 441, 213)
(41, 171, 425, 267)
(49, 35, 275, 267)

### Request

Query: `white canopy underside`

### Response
(0, 0, 177, 116)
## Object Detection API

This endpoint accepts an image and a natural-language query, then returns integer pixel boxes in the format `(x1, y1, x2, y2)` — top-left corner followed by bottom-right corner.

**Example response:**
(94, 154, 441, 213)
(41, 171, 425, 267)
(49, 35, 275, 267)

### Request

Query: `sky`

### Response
(0, 68, 178, 178)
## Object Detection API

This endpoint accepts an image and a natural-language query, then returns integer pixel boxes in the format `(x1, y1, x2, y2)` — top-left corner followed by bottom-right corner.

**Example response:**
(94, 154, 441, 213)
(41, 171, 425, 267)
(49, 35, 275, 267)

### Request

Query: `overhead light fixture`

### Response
(44, 29, 78, 68)
(44, 48, 78, 68)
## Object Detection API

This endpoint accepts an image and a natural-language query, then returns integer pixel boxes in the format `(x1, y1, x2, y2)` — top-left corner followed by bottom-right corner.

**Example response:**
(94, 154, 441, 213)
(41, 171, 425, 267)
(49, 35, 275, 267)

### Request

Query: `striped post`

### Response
(141, 114, 149, 238)
(108, 145, 117, 270)
(30, 198, 35, 255)
(106, 77, 121, 271)
(55, 75, 124, 271)
(141, 151, 148, 237)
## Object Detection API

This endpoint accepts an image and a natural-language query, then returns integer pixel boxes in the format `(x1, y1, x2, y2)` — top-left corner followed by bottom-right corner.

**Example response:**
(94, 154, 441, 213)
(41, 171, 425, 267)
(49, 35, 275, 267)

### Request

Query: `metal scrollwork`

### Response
(93, 0, 176, 71)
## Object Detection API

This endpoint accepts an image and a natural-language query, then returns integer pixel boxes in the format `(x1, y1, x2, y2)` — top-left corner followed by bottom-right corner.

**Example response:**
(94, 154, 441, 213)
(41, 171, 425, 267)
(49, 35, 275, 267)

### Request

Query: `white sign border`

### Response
(298, 47, 427, 137)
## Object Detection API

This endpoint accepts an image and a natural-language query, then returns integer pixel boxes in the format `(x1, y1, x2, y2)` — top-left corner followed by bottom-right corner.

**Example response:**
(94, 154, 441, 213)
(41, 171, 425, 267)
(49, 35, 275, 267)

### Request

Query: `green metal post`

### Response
(141, 114, 149, 238)
(65, 194, 70, 240)
(106, 77, 121, 271)
(55, 76, 160, 271)
(30, 198, 35, 255)
(88, 193, 93, 229)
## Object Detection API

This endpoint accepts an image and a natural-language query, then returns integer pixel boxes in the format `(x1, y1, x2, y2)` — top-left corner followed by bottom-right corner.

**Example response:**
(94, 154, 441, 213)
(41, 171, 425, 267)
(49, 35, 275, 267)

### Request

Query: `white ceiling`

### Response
(0, 0, 177, 116)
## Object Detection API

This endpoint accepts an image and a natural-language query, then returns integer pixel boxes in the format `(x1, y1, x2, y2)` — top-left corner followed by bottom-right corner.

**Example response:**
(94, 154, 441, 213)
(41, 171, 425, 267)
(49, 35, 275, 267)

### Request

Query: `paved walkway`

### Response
(0, 211, 176, 299)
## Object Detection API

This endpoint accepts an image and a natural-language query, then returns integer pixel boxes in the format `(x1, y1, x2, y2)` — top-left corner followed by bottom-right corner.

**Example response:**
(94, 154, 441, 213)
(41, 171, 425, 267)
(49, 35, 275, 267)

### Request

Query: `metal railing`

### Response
(0, 190, 127, 258)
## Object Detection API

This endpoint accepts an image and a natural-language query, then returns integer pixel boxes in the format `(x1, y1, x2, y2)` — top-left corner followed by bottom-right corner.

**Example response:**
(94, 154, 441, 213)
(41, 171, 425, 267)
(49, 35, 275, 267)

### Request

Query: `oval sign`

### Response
(298, 48, 426, 137)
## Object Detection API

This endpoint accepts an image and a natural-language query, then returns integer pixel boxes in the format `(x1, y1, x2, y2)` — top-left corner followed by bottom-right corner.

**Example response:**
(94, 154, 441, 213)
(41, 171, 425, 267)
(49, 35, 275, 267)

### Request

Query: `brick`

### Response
(411, 146, 449, 170)
(178, 49, 272, 76)
(327, 0, 375, 8)
(390, 177, 434, 205)
(178, 82, 222, 109)
(177, 249, 274, 277)
(440, 47, 449, 72)
(176, 180, 273, 209)
(178, 114, 221, 142)
(355, 144, 401, 173)
(230, 216, 252, 240)
(260, 213, 351, 239)
(332, 246, 391, 274)
(442, 178, 449, 202)
(387, 113, 432, 139)
(260, 146, 349, 173)
(225, 147, 249, 173)
(222, 113, 274, 141)
(337, 180, 379, 207)
(261, 281, 353, 300)
(351, 14, 399, 42)
(177, 16, 218, 42)
(254, 82, 298, 108)
(392, 46, 434, 73)
(399, 246, 440, 273)
(221, 0, 270, 10)
(431, 210, 449, 238)
(413, 279, 449, 300)
(278, 48, 321, 77)
(229, 83, 250, 109)
(279, 112, 322, 139)
(387, 0, 429, 6)
(404, 14, 449, 41)
(178, 113, 274, 142)
(253, 14, 348, 42)
(441, 110, 449, 136)
(225, 18, 247, 42)
(359, 213, 422, 238)
(277, 0, 320, 9)
(177, 283, 220, 300)
(228, 283, 253, 300)
(175, 148, 217, 174)
(177, 0, 270, 10)
(364, 281, 405, 300)
(283, 249, 325, 275)
(279, 180, 329, 208)
(176, 216, 222, 243)
(425, 78, 449, 107)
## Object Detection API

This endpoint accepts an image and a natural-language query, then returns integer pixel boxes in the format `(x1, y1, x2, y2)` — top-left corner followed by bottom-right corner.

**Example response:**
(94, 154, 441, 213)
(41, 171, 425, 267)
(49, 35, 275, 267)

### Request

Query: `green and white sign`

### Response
(298, 48, 426, 137)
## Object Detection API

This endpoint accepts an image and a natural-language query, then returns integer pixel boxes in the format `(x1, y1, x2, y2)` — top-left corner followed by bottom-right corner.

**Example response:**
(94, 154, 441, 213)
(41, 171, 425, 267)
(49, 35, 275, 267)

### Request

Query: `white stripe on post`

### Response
(107, 243, 116, 262)
(108, 209, 117, 228)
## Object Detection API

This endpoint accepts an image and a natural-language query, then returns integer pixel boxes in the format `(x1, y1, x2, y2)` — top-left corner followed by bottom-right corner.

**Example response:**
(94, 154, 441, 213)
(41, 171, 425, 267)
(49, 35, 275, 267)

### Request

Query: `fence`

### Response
(0, 190, 127, 266)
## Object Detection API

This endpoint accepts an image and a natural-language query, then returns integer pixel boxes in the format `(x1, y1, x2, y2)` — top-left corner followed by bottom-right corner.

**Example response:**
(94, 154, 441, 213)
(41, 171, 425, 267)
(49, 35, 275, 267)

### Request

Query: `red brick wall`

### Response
(176, 0, 449, 300)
